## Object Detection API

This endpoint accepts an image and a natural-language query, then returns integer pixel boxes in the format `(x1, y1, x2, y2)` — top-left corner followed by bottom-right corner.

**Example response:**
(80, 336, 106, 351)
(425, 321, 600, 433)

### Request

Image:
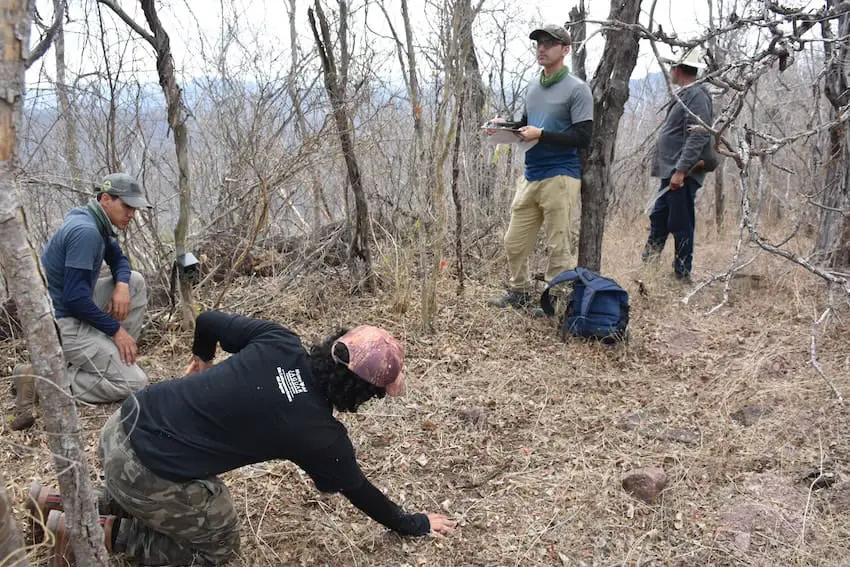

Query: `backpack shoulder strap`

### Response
(575, 268, 599, 318)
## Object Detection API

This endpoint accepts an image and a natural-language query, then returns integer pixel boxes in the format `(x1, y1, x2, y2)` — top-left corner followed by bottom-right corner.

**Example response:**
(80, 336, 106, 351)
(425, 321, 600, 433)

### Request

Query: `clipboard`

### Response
(483, 128, 523, 144)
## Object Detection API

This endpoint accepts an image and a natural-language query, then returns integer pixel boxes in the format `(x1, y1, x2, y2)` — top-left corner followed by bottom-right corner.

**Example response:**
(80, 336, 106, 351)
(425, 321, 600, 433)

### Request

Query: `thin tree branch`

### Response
(96, 0, 156, 46)
(26, 0, 66, 69)
(811, 303, 844, 404)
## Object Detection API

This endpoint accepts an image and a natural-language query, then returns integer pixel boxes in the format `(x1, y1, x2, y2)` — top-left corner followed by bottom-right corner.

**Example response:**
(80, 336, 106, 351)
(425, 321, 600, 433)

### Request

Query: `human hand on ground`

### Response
(425, 513, 457, 535)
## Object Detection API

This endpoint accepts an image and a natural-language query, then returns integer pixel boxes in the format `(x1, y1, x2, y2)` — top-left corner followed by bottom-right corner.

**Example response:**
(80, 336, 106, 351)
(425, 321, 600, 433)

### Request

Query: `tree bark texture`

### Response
(400, 0, 424, 153)
(0, 2, 108, 564)
(706, 0, 725, 231)
(577, 0, 642, 272)
(308, 1, 374, 291)
(285, 0, 332, 230)
(139, 0, 196, 327)
(53, 0, 83, 200)
(817, 2, 850, 267)
(568, 1, 587, 81)
(451, 99, 465, 295)
(0, 477, 30, 566)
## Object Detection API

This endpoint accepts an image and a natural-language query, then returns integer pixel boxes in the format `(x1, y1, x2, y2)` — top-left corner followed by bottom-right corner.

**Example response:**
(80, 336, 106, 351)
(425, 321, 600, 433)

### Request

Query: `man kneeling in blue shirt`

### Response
(40, 173, 152, 404)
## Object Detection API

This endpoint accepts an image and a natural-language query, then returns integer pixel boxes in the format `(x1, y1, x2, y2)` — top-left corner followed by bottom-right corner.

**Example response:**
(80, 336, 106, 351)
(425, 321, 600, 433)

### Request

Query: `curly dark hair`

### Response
(309, 329, 387, 413)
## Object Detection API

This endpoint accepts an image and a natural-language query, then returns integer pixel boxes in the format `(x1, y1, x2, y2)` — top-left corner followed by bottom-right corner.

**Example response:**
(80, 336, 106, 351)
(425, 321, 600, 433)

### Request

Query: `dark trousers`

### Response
(643, 177, 700, 276)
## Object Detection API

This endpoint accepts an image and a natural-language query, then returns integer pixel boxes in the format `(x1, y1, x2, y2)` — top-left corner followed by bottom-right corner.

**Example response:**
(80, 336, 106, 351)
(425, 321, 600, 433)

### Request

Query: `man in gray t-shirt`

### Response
(642, 48, 713, 281)
(486, 24, 594, 312)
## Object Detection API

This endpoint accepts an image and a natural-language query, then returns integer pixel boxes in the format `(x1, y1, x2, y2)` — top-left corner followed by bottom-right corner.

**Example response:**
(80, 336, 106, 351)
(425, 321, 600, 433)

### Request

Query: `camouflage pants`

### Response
(99, 409, 240, 566)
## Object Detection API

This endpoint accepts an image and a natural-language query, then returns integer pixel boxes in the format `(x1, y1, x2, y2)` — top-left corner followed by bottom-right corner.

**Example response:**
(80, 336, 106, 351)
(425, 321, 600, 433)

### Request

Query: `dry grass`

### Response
(3, 213, 850, 566)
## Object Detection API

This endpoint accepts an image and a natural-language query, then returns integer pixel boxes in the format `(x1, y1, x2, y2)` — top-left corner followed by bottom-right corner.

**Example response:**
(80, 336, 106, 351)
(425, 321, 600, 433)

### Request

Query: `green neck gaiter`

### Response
(540, 66, 569, 88)
(86, 199, 117, 238)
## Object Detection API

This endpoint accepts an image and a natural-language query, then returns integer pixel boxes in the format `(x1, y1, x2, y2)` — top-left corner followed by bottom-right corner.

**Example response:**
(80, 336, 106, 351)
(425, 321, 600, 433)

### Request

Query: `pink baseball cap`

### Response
(332, 326, 406, 396)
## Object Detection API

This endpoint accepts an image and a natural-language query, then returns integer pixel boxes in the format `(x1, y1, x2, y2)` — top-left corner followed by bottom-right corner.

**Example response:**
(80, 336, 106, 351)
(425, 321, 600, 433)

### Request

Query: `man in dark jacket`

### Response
(642, 47, 713, 281)
(41, 311, 455, 565)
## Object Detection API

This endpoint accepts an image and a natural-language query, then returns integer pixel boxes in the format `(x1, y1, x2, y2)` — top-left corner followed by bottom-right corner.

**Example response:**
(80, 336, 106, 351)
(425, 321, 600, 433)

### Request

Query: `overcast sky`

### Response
(26, 0, 714, 92)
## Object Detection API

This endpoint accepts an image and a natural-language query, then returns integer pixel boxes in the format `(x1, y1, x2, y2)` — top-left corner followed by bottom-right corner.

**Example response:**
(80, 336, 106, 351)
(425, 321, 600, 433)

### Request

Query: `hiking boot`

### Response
(487, 291, 548, 317)
(48, 510, 117, 566)
(26, 482, 127, 531)
(487, 291, 533, 310)
(673, 271, 692, 284)
(26, 482, 63, 543)
(641, 243, 663, 263)
(10, 364, 36, 431)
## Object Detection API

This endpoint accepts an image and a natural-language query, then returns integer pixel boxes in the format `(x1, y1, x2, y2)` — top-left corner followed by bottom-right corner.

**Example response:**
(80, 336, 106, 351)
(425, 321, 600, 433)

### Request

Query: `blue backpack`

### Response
(540, 267, 630, 343)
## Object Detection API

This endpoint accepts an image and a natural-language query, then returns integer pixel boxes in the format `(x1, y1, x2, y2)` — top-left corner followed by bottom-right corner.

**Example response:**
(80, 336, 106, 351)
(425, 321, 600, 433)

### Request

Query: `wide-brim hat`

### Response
(661, 47, 707, 70)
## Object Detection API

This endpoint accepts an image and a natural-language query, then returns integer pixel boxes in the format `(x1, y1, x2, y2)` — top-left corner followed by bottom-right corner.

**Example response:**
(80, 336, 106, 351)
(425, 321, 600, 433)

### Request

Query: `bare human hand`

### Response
(183, 355, 213, 376)
(669, 170, 686, 191)
(107, 282, 131, 321)
(425, 513, 457, 536)
(484, 116, 507, 136)
(112, 327, 137, 365)
(518, 125, 542, 142)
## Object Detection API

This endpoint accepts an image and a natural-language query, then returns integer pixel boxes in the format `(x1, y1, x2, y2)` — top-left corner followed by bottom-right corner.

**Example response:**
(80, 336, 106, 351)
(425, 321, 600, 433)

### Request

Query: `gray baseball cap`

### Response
(530, 24, 572, 46)
(99, 173, 152, 210)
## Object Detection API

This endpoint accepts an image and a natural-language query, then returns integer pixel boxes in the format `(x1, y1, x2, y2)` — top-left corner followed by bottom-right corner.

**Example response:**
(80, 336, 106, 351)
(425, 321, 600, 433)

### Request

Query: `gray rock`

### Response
(458, 407, 488, 426)
(717, 472, 808, 555)
(616, 411, 652, 431)
(731, 405, 772, 427)
(827, 482, 850, 511)
(622, 467, 668, 504)
(661, 428, 701, 445)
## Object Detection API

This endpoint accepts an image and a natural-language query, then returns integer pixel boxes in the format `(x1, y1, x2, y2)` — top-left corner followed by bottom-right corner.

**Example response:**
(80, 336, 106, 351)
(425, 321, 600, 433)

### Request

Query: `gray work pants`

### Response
(56, 271, 149, 403)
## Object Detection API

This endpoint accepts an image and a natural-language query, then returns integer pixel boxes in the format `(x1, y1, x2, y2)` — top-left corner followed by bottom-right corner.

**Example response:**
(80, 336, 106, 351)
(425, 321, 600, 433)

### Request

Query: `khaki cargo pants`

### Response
(504, 175, 581, 292)
(57, 271, 148, 403)
(99, 408, 241, 566)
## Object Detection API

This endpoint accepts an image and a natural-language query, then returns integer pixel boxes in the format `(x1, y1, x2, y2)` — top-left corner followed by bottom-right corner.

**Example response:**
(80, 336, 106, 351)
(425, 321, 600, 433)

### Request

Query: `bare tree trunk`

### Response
(422, 93, 455, 333)
(0, 477, 30, 566)
(451, 84, 465, 295)
(308, 1, 374, 291)
(53, 0, 83, 200)
(707, 0, 725, 231)
(98, 0, 197, 328)
(817, 3, 850, 267)
(285, 0, 332, 229)
(95, 3, 121, 172)
(568, 1, 587, 81)
(0, 2, 108, 564)
(138, 0, 196, 328)
(379, 0, 426, 208)
(421, 0, 470, 333)
(577, 0, 642, 272)
(457, 0, 486, 122)
(400, 0, 424, 153)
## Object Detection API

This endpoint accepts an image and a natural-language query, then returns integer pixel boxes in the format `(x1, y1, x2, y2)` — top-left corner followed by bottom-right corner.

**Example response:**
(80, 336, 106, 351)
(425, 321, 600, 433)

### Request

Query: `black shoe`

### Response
(487, 291, 534, 309)
(641, 243, 663, 263)
(674, 271, 692, 284)
(487, 291, 548, 317)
